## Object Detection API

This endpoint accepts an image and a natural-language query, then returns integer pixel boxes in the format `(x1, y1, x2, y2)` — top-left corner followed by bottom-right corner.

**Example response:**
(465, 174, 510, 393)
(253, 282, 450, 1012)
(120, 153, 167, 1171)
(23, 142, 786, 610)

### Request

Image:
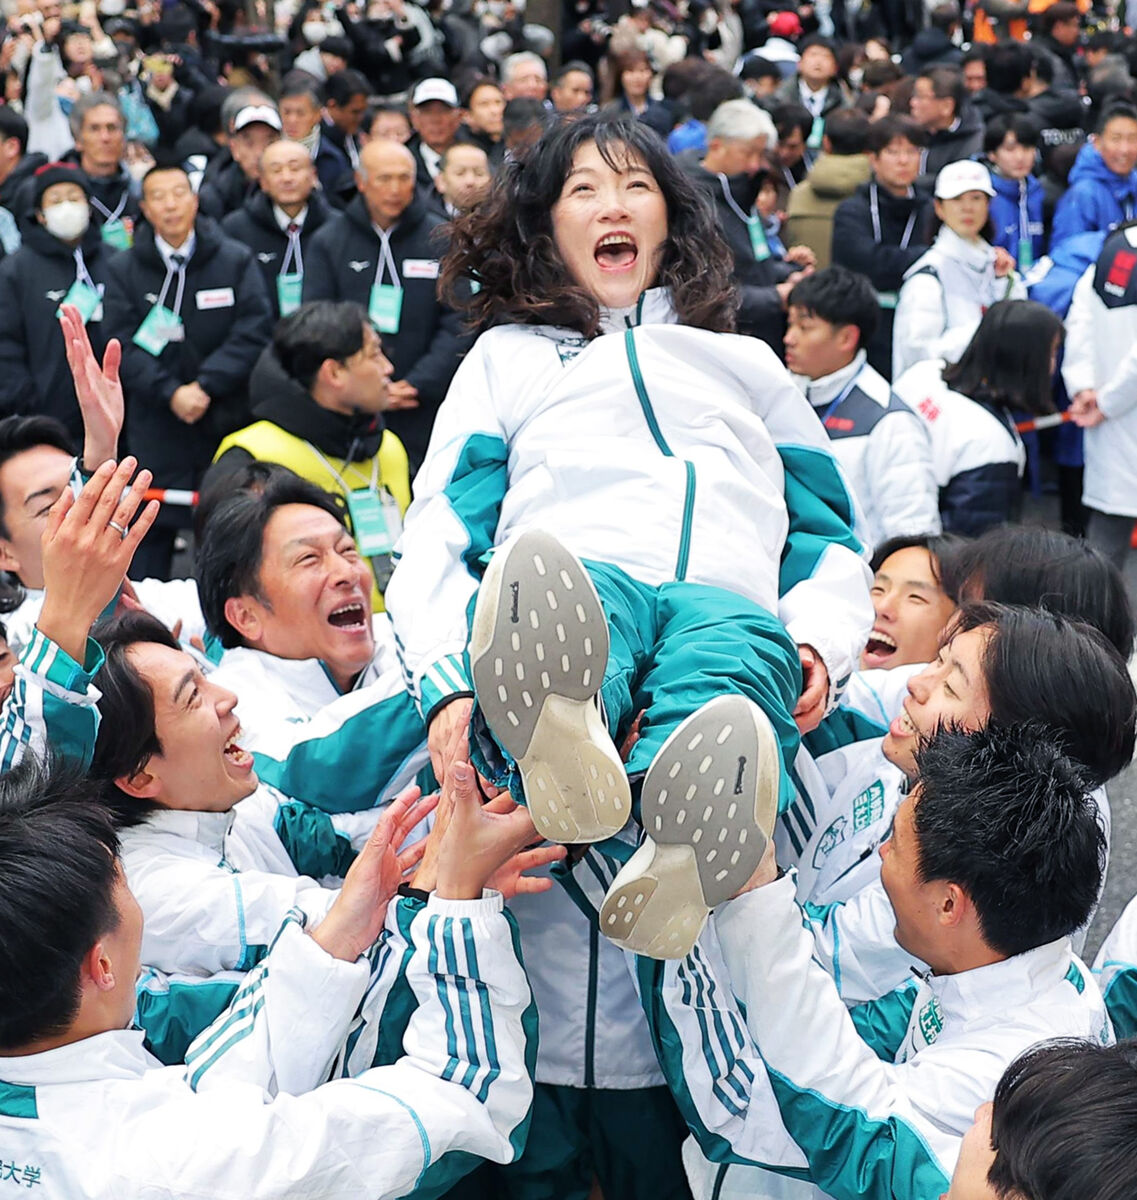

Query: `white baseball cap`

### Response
(934, 159, 996, 200)
(411, 78, 459, 107)
(233, 104, 283, 133)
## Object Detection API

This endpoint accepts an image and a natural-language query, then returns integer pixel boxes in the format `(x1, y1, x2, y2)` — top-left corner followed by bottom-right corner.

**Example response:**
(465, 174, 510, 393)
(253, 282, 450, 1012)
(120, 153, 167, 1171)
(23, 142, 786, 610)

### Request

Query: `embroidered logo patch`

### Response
(918, 997, 944, 1044)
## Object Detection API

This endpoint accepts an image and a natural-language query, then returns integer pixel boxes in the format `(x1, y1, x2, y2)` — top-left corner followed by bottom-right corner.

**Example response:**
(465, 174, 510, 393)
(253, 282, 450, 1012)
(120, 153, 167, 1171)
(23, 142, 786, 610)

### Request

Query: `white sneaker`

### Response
(469, 530, 632, 844)
(598, 694, 781, 959)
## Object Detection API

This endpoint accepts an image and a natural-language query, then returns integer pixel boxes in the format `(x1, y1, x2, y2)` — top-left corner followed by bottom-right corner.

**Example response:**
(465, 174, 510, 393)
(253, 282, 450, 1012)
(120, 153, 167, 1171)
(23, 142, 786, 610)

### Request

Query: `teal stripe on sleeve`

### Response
(776, 443, 862, 595)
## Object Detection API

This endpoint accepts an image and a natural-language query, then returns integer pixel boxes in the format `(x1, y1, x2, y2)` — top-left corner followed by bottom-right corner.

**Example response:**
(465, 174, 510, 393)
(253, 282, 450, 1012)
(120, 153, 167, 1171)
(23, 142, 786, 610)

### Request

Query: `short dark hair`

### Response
(685, 65, 743, 123)
(788, 265, 879, 351)
(984, 111, 1042, 154)
(739, 56, 782, 85)
(823, 108, 870, 155)
(324, 68, 370, 107)
(196, 471, 349, 647)
(273, 300, 369, 391)
(1097, 100, 1137, 133)
(279, 73, 322, 107)
(89, 610, 178, 826)
(985, 40, 1035, 95)
(0, 415, 74, 540)
(463, 76, 502, 107)
(943, 526, 1134, 659)
(918, 65, 965, 117)
(798, 35, 838, 65)
(912, 722, 1105, 956)
(953, 601, 1137, 787)
(440, 114, 738, 338)
(772, 102, 813, 143)
(929, 1, 961, 33)
(554, 60, 594, 86)
(866, 113, 928, 153)
(0, 107, 29, 155)
(0, 755, 121, 1050)
(942, 300, 1063, 417)
(861, 59, 903, 90)
(1039, 1, 1081, 34)
(501, 97, 551, 140)
(1030, 44, 1055, 85)
(140, 163, 191, 197)
(988, 1039, 1137, 1200)
(869, 532, 968, 598)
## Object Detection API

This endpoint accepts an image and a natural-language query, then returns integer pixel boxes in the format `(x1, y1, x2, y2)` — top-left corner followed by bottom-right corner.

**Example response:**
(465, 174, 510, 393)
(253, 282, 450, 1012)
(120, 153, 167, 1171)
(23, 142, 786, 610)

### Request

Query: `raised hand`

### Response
(37, 458, 159, 663)
(310, 785, 440, 962)
(59, 303, 123, 467)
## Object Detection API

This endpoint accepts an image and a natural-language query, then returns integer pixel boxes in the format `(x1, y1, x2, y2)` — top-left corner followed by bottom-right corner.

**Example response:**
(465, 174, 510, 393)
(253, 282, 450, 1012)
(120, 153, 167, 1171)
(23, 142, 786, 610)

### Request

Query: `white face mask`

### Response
(42, 201, 90, 241)
(99, 0, 126, 13)
(302, 20, 328, 42)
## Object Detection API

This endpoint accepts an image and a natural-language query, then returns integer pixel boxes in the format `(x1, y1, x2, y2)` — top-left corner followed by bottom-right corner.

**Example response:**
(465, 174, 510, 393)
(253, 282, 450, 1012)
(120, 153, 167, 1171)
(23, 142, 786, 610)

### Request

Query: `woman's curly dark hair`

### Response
(439, 114, 738, 337)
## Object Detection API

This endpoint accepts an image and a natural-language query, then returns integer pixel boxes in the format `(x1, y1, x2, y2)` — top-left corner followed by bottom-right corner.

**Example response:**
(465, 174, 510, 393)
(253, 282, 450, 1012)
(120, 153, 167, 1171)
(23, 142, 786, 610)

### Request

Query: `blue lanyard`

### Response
(820, 367, 864, 425)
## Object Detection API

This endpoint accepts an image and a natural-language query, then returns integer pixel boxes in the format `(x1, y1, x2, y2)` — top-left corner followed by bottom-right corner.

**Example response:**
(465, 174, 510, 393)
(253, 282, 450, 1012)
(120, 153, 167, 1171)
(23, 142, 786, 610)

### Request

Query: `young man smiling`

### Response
(629, 722, 1113, 1200)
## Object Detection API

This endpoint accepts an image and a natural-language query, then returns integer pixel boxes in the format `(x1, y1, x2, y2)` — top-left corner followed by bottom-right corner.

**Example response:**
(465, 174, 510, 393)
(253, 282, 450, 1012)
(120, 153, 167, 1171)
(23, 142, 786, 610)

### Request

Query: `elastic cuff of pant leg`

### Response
(469, 704, 514, 793)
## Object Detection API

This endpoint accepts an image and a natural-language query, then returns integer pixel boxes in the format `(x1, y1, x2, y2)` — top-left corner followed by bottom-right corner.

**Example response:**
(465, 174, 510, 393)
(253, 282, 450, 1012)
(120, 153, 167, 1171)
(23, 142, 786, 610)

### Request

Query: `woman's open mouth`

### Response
(594, 232, 638, 271)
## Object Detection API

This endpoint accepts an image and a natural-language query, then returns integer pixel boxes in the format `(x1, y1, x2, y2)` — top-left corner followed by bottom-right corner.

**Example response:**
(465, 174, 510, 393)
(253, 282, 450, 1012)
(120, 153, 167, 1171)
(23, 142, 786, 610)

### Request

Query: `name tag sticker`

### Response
(195, 287, 235, 310)
(402, 259, 440, 280)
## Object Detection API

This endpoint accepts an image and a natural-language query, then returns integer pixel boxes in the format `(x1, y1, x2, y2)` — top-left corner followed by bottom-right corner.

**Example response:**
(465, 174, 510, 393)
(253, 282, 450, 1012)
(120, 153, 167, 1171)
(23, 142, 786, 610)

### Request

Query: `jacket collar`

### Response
(346, 190, 428, 240)
(794, 350, 868, 407)
(134, 217, 222, 269)
(926, 937, 1074, 1012)
(139, 806, 234, 854)
(933, 225, 995, 270)
(598, 288, 677, 333)
(0, 1028, 153, 1087)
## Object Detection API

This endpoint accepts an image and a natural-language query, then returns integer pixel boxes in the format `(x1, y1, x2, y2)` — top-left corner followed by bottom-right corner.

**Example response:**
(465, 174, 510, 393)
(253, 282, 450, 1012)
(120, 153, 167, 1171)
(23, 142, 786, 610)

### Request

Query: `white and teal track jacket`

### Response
(1095, 895, 1137, 1040)
(385, 288, 873, 721)
(0, 894, 536, 1200)
(641, 874, 1111, 1200)
(207, 614, 429, 814)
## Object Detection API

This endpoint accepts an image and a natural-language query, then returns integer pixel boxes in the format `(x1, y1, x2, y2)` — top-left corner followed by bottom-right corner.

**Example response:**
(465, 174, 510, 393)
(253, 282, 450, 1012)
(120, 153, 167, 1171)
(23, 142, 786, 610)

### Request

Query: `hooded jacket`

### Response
(919, 104, 985, 183)
(782, 152, 872, 269)
(60, 151, 141, 237)
(302, 192, 467, 465)
(197, 156, 261, 221)
(680, 157, 795, 352)
(103, 217, 274, 495)
(221, 188, 335, 319)
(988, 170, 1045, 268)
(1051, 142, 1137, 249)
(0, 215, 114, 440)
(832, 181, 934, 379)
(898, 26, 963, 74)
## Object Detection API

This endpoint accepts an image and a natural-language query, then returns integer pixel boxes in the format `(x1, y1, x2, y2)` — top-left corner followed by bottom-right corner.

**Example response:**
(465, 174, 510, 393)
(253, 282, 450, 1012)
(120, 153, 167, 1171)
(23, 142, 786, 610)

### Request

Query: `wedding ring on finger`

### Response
(107, 520, 128, 540)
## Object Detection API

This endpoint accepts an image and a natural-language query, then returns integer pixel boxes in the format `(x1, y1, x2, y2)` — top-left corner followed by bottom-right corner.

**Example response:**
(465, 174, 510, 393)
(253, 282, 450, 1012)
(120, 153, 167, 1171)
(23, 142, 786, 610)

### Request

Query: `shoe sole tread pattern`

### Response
(470, 530, 631, 844)
(600, 694, 780, 959)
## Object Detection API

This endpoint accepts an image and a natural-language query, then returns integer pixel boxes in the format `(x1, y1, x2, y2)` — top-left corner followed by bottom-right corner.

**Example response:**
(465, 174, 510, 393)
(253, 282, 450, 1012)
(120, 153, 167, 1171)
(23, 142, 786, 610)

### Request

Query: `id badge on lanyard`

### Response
(101, 217, 133, 250)
(748, 216, 771, 262)
(1017, 236, 1033, 270)
(346, 487, 403, 590)
(132, 304, 184, 356)
(58, 279, 102, 324)
(368, 283, 403, 334)
(277, 272, 303, 316)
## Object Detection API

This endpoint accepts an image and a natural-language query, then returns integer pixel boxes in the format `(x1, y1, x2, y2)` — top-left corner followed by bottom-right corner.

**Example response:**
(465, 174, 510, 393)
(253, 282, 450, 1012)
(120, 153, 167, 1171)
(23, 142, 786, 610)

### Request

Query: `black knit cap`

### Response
(32, 161, 91, 209)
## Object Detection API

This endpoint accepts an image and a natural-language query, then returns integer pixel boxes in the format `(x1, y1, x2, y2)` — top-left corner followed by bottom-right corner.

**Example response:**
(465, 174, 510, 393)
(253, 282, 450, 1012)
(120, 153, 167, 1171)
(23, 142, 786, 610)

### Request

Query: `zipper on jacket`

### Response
(623, 328, 697, 581)
(584, 919, 599, 1088)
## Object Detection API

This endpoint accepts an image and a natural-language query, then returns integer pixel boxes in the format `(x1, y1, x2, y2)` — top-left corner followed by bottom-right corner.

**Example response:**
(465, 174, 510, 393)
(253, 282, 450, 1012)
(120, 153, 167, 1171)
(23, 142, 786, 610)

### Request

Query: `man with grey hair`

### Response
(62, 92, 139, 246)
(303, 137, 466, 467)
(500, 50, 549, 102)
(681, 97, 812, 355)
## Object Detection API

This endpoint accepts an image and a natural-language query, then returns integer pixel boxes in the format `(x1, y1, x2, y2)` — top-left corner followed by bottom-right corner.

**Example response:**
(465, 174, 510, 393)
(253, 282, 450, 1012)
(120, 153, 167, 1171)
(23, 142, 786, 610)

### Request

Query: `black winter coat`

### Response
(61, 153, 142, 234)
(681, 158, 794, 354)
(831, 181, 934, 379)
(222, 189, 335, 320)
(302, 192, 467, 465)
(198, 158, 260, 221)
(103, 218, 274, 495)
(0, 220, 115, 440)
